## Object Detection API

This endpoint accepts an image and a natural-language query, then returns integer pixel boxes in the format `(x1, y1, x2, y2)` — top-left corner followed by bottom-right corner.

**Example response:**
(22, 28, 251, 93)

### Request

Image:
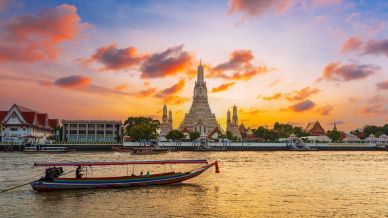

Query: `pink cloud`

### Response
(228, 0, 342, 18)
(54, 75, 91, 89)
(340, 36, 362, 54)
(376, 80, 388, 90)
(315, 105, 334, 116)
(214, 50, 253, 72)
(363, 39, 388, 57)
(357, 105, 388, 116)
(289, 99, 315, 112)
(319, 62, 379, 81)
(0, 4, 89, 62)
(83, 44, 148, 71)
(209, 49, 271, 81)
(140, 45, 194, 78)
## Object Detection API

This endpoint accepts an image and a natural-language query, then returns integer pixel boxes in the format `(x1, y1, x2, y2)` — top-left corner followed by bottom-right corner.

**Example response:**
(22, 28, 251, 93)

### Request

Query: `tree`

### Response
(189, 131, 200, 141)
(124, 117, 160, 133)
(124, 117, 160, 141)
(127, 123, 158, 141)
(383, 124, 388, 135)
(226, 131, 234, 140)
(326, 130, 341, 142)
(293, 127, 309, 137)
(363, 125, 382, 138)
(166, 129, 185, 141)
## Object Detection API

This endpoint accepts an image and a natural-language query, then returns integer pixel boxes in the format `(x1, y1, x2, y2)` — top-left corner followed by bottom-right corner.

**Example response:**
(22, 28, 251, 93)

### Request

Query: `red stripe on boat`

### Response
(34, 159, 209, 167)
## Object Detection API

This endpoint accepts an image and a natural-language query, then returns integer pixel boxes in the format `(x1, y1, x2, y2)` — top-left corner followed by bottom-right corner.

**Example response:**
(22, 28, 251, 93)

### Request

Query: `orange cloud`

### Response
(214, 50, 253, 72)
(285, 86, 320, 101)
(340, 36, 362, 54)
(163, 95, 189, 105)
(137, 87, 157, 97)
(315, 105, 334, 116)
(114, 84, 128, 91)
(229, 66, 270, 80)
(0, 4, 88, 62)
(289, 99, 315, 112)
(82, 44, 148, 71)
(155, 79, 185, 98)
(262, 92, 282, 100)
(140, 45, 194, 78)
(209, 50, 271, 81)
(319, 61, 379, 81)
(211, 82, 236, 92)
(54, 75, 91, 89)
(357, 105, 388, 116)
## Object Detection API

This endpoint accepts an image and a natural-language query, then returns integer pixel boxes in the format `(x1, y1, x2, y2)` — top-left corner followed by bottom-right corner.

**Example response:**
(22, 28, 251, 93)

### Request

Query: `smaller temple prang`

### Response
(226, 105, 242, 139)
(160, 105, 173, 140)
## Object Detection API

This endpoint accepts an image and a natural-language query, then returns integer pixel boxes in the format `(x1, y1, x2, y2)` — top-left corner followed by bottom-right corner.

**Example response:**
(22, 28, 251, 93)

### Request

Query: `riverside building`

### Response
(0, 104, 59, 144)
(62, 120, 121, 143)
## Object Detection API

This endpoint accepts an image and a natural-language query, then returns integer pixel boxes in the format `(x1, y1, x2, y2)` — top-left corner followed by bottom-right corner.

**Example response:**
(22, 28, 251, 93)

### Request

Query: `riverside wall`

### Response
(0, 142, 386, 152)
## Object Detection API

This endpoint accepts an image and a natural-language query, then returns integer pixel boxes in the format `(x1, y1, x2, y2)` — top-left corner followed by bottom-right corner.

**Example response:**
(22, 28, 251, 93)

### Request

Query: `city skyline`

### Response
(0, 0, 387, 131)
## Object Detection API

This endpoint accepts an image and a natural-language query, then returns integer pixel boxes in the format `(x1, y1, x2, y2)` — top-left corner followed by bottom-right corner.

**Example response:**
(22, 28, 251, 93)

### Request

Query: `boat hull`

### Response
(31, 162, 216, 192)
(112, 147, 169, 155)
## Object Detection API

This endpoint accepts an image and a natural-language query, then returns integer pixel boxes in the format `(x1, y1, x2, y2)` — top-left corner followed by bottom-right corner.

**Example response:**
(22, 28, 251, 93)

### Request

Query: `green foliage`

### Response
(226, 131, 234, 140)
(189, 131, 200, 141)
(127, 123, 158, 141)
(350, 124, 388, 139)
(166, 129, 185, 141)
(252, 123, 309, 142)
(124, 117, 160, 141)
(326, 129, 341, 142)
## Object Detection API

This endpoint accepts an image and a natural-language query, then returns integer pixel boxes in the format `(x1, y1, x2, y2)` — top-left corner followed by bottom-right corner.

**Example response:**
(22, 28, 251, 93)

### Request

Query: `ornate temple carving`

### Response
(179, 62, 222, 137)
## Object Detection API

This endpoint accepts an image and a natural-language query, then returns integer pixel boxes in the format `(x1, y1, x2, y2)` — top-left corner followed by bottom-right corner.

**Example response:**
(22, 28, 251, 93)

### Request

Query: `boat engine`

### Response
(40, 167, 63, 181)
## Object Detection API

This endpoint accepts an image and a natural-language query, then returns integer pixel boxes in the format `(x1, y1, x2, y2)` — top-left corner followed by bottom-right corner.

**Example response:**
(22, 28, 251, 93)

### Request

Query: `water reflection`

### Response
(0, 151, 387, 217)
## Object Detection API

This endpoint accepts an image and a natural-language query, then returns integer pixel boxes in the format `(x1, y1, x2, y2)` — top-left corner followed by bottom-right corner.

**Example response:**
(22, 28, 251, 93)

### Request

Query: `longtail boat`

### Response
(31, 159, 219, 192)
(112, 146, 169, 155)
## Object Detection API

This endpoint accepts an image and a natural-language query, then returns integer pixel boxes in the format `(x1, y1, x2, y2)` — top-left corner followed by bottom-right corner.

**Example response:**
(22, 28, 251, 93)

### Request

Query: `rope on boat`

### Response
(0, 181, 33, 193)
(0, 169, 75, 193)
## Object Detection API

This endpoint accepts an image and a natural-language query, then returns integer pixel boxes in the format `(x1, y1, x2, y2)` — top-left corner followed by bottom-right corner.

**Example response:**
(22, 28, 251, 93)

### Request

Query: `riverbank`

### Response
(1, 142, 387, 152)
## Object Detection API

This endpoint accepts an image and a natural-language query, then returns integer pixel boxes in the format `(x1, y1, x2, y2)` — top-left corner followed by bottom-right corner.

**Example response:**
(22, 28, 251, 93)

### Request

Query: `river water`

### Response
(0, 151, 387, 217)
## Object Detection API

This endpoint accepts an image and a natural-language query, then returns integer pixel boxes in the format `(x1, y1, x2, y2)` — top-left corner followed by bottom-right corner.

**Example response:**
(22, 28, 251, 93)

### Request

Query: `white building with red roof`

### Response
(0, 104, 59, 144)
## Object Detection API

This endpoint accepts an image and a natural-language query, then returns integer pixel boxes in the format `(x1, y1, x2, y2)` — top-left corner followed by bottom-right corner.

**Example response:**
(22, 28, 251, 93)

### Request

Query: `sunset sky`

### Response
(0, 0, 387, 131)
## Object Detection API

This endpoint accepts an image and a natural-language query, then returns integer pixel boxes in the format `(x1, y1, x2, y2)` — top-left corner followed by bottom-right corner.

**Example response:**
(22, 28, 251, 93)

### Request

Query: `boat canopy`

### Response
(34, 159, 209, 167)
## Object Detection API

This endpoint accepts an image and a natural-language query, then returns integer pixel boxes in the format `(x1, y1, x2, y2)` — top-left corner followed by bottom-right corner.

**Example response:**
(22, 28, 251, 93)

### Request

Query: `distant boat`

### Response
(31, 159, 220, 192)
(112, 146, 169, 155)
(24, 146, 74, 153)
(287, 134, 317, 151)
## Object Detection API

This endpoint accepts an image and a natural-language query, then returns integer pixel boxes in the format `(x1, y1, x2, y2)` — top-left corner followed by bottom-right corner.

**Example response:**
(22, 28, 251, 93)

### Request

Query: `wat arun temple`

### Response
(160, 62, 247, 140)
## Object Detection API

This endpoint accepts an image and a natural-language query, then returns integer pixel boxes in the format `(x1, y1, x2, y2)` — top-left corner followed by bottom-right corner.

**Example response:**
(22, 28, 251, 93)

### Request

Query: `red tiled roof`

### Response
(208, 127, 222, 138)
(36, 113, 48, 127)
(0, 111, 7, 122)
(15, 104, 36, 112)
(22, 112, 36, 125)
(48, 119, 59, 129)
(181, 127, 190, 133)
(2, 104, 58, 130)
